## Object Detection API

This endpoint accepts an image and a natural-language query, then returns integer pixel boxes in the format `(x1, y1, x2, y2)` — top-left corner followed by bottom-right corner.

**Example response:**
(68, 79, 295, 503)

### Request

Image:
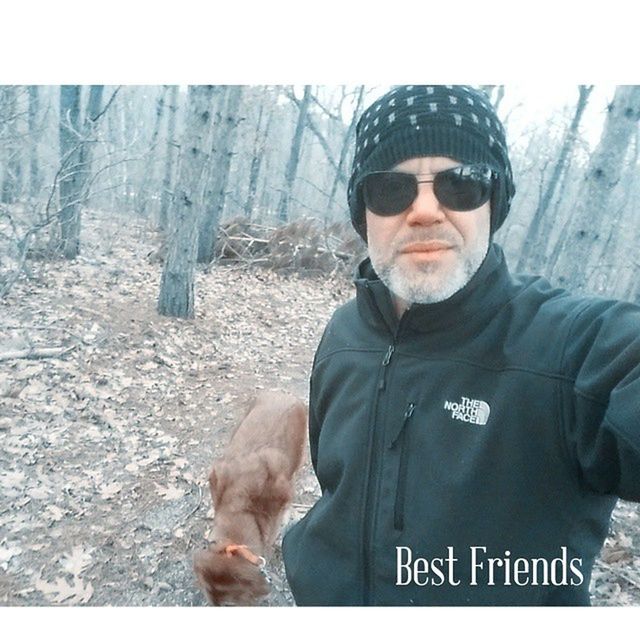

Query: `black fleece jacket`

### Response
(282, 243, 640, 605)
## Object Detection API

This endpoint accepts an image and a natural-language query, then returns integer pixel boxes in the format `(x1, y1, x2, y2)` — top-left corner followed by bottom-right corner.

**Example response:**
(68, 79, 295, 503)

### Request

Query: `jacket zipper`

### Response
(378, 345, 394, 389)
(361, 294, 410, 604)
(390, 403, 415, 531)
(361, 343, 394, 605)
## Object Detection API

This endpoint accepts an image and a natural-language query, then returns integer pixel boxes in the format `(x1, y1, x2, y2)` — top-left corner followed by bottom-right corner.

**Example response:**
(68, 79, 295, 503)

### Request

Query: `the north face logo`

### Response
(444, 396, 491, 425)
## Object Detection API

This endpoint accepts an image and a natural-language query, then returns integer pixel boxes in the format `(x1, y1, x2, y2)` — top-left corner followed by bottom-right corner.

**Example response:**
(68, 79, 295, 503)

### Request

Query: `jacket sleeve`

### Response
(308, 320, 333, 475)
(308, 385, 321, 474)
(561, 298, 640, 501)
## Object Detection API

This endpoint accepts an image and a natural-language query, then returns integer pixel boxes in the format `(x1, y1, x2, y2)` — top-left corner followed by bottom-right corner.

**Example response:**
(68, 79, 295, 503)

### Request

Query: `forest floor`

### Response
(1, 209, 639, 608)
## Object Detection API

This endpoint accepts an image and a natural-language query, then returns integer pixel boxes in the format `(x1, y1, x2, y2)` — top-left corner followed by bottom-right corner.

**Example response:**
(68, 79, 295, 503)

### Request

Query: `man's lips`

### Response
(401, 241, 454, 254)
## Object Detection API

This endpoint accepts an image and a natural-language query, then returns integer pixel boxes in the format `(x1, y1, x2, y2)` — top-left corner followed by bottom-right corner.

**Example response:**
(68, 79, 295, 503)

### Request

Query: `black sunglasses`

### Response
(360, 164, 496, 216)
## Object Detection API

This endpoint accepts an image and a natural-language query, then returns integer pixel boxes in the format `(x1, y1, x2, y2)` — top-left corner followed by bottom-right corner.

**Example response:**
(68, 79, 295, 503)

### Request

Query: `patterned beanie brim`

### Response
(348, 85, 516, 240)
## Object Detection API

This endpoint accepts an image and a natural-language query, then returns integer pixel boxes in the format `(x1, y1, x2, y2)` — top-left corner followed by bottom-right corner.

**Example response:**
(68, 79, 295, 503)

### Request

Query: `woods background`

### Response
(1, 84, 639, 311)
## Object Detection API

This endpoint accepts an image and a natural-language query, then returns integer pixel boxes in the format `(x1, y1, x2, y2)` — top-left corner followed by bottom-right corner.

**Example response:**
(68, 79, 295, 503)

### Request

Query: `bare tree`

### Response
(278, 85, 311, 223)
(134, 86, 168, 217)
(79, 85, 105, 197)
(592, 128, 640, 297)
(105, 91, 127, 213)
(1, 86, 24, 204)
(57, 85, 105, 259)
(58, 85, 82, 258)
(517, 85, 593, 272)
(197, 85, 244, 264)
(327, 85, 365, 217)
(27, 85, 42, 200)
(159, 85, 179, 231)
(244, 86, 276, 219)
(157, 85, 215, 318)
(549, 85, 640, 290)
(122, 90, 138, 210)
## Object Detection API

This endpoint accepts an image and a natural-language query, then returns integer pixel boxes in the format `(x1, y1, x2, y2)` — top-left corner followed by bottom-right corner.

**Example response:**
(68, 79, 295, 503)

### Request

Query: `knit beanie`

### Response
(347, 85, 515, 241)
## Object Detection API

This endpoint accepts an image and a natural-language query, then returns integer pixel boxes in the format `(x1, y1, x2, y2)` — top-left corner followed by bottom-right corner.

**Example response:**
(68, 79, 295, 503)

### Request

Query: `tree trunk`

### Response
(58, 85, 82, 259)
(593, 131, 640, 296)
(134, 86, 168, 217)
(78, 85, 104, 209)
(28, 85, 41, 200)
(1, 86, 22, 204)
(244, 86, 275, 219)
(157, 85, 215, 319)
(106, 95, 123, 212)
(549, 85, 640, 290)
(277, 85, 311, 223)
(197, 85, 244, 264)
(517, 85, 593, 272)
(123, 91, 137, 211)
(57, 85, 104, 259)
(159, 85, 179, 231)
(327, 85, 365, 217)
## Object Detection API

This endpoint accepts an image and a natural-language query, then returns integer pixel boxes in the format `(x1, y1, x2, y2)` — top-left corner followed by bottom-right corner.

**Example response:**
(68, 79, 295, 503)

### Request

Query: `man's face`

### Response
(366, 156, 491, 312)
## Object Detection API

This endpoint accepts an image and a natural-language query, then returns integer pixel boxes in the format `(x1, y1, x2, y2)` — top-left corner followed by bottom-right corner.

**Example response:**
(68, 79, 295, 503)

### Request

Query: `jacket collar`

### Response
(354, 242, 515, 336)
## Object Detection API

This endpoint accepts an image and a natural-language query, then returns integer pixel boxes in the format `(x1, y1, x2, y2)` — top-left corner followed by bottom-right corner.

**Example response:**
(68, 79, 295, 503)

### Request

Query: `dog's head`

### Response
(193, 543, 270, 606)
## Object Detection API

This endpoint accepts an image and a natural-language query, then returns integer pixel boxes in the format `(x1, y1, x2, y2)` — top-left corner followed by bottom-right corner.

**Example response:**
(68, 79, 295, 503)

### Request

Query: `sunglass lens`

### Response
(363, 172, 416, 215)
(434, 166, 493, 211)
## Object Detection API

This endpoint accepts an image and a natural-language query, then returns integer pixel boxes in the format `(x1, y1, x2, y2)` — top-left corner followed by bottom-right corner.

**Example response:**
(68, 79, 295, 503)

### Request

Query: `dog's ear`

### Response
(209, 466, 219, 500)
(271, 472, 294, 509)
(210, 462, 232, 506)
(251, 471, 293, 515)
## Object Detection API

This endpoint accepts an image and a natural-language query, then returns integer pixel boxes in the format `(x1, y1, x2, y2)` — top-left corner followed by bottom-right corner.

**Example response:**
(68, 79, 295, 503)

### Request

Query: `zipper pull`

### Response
(378, 345, 395, 390)
(389, 403, 415, 449)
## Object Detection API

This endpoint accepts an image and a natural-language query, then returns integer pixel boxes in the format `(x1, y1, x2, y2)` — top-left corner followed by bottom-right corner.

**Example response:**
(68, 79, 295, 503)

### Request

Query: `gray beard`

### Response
(370, 241, 489, 305)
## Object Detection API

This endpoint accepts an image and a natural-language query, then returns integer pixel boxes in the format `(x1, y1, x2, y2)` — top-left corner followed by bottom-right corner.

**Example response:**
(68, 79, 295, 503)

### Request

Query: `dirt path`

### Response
(1, 210, 638, 606)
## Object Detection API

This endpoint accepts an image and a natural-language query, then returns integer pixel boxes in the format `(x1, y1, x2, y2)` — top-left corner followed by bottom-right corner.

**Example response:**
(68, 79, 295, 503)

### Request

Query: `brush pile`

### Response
(214, 217, 364, 275)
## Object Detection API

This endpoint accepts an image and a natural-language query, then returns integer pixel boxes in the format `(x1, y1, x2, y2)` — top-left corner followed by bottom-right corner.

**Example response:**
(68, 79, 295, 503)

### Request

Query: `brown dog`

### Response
(194, 390, 307, 605)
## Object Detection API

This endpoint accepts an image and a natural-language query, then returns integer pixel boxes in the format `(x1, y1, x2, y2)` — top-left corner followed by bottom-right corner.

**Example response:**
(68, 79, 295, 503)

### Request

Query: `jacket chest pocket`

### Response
(387, 402, 416, 531)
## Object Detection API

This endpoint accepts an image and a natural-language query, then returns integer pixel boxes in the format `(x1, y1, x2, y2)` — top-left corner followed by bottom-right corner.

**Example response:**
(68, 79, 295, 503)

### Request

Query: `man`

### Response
(281, 85, 640, 605)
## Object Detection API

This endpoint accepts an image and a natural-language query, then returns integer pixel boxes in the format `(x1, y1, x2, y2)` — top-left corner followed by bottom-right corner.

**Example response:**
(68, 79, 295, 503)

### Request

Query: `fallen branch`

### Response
(0, 344, 78, 362)
(1, 324, 105, 346)
(179, 483, 204, 526)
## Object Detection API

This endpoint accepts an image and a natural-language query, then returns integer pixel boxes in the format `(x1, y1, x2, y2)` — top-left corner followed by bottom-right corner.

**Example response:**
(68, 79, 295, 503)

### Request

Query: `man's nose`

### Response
(405, 181, 446, 225)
